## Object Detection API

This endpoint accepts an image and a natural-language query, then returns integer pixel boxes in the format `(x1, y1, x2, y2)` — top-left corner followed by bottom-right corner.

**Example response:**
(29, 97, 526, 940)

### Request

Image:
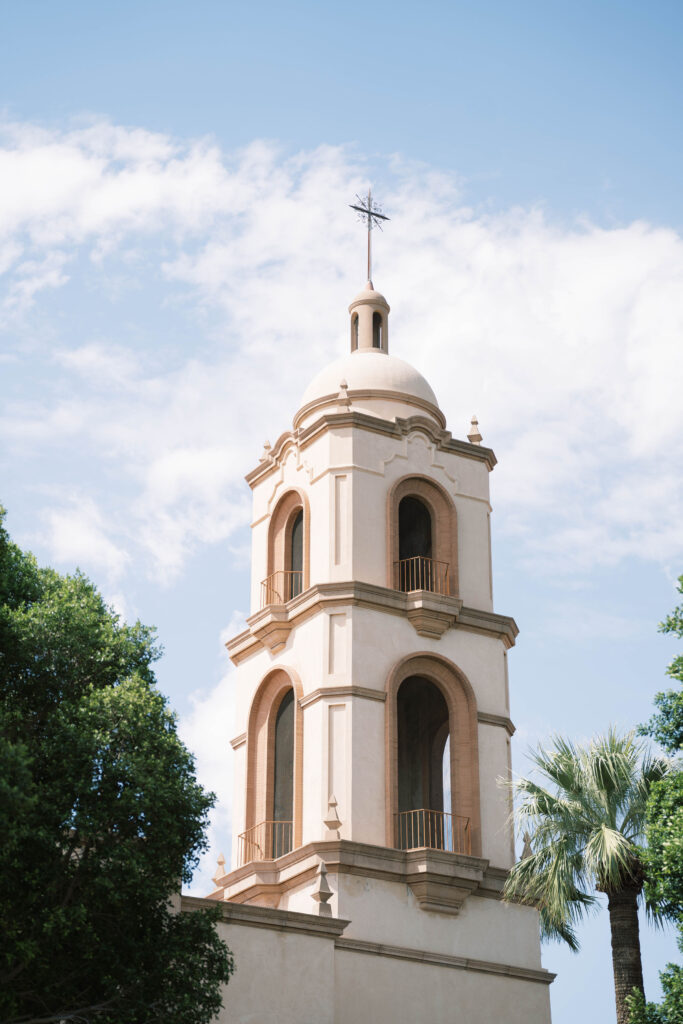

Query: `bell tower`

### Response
(209, 262, 553, 1022)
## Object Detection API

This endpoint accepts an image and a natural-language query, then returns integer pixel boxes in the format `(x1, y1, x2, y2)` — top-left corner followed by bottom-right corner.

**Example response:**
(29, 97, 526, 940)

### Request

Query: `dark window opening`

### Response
(372, 312, 383, 349)
(398, 496, 432, 561)
(397, 676, 450, 850)
(288, 509, 303, 599)
(351, 313, 359, 351)
(272, 689, 294, 856)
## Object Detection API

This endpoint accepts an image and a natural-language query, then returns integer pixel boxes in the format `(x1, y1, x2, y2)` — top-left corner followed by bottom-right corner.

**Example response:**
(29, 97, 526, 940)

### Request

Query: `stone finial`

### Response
(467, 415, 483, 445)
(521, 832, 533, 861)
(258, 440, 272, 463)
(323, 794, 342, 831)
(212, 851, 226, 884)
(337, 379, 351, 409)
(311, 859, 334, 917)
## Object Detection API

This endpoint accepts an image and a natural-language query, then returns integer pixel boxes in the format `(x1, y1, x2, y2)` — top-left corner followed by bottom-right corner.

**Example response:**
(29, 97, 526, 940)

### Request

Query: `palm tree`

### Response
(504, 730, 669, 1024)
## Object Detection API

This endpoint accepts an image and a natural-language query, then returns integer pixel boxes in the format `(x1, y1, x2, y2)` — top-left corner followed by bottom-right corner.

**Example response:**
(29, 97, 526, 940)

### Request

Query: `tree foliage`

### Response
(504, 730, 668, 1024)
(0, 509, 233, 1024)
(629, 576, 683, 1024)
(504, 730, 667, 948)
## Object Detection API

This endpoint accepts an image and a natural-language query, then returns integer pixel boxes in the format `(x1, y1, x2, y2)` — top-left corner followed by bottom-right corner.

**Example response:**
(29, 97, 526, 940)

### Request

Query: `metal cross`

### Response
(349, 188, 390, 284)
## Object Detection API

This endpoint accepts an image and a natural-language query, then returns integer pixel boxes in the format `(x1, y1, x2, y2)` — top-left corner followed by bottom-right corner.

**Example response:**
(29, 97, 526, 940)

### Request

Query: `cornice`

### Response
(245, 410, 496, 487)
(477, 711, 516, 737)
(225, 581, 518, 664)
(299, 685, 387, 709)
(293, 389, 448, 432)
(230, 732, 247, 750)
(181, 894, 349, 939)
(214, 837, 490, 917)
(334, 936, 555, 985)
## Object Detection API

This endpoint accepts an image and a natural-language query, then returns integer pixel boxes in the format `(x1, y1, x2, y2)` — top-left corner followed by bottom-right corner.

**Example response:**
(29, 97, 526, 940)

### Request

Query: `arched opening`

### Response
(397, 676, 450, 849)
(385, 654, 479, 856)
(241, 668, 303, 865)
(372, 311, 383, 349)
(351, 312, 359, 351)
(388, 477, 457, 597)
(287, 510, 303, 599)
(271, 688, 294, 857)
(264, 490, 309, 607)
(396, 496, 444, 593)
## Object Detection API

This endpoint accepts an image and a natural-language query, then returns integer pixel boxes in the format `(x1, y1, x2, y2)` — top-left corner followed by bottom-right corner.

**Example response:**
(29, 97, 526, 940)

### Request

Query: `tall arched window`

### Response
(388, 477, 458, 598)
(241, 668, 303, 866)
(272, 688, 294, 856)
(264, 490, 309, 607)
(372, 311, 383, 349)
(351, 312, 359, 351)
(386, 654, 480, 857)
(288, 510, 303, 599)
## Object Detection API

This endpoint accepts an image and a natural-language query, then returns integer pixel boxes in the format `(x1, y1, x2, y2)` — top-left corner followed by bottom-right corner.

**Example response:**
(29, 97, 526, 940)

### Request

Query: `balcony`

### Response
(237, 820, 294, 866)
(261, 570, 303, 608)
(396, 809, 471, 856)
(394, 556, 450, 596)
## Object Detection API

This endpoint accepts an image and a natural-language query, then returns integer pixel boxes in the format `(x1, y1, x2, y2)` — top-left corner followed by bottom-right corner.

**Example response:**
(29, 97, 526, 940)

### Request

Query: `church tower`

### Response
(208, 259, 554, 1021)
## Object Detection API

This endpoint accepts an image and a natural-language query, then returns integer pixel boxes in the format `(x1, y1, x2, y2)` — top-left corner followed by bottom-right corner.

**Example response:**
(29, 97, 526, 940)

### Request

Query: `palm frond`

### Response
(504, 728, 663, 951)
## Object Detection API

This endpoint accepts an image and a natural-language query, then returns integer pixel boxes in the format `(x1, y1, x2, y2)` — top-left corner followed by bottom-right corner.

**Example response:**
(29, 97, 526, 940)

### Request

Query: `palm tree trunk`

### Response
(607, 884, 644, 1024)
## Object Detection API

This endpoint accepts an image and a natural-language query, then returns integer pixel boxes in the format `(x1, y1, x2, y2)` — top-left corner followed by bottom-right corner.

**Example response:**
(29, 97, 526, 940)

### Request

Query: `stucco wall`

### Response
(189, 896, 553, 1024)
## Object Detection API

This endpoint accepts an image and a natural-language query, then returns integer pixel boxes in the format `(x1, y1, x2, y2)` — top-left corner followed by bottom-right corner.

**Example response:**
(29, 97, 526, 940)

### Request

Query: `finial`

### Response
(212, 851, 226, 884)
(259, 440, 272, 463)
(349, 188, 390, 284)
(324, 794, 342, 832)
(467, 415, 483, 445)
(337, 379, 351, 409)
(311, 859, 334, 917)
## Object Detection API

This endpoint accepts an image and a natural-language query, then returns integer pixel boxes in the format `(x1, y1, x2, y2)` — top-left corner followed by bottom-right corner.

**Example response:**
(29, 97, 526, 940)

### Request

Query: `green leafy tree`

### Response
(503, 730, 668, 1024)
(0, 509, 233, 1024)
(628, 576, 683, 1024)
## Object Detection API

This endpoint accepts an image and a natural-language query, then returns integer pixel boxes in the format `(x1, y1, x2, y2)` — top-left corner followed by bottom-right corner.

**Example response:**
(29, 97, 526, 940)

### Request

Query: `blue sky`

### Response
(1, 3, 682, 1022)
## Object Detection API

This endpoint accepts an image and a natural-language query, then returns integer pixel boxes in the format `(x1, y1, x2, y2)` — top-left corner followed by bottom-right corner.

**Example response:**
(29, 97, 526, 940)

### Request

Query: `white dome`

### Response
(300, 350, 439, 410)
(295, 350, 444, 430)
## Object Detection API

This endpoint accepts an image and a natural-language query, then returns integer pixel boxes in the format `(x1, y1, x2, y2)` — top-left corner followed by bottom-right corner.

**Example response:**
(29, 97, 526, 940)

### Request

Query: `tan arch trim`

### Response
(385, 652, 481, 856)
(245, 666, 304, 850)
(267, 487, 311, 590)
(387, 474, 459, 597)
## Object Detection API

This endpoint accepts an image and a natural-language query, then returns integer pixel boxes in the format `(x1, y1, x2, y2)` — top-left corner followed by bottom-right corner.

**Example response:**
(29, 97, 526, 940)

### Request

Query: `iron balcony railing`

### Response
(396, 808, 471, 856)
(237, 820, 294, 866)
(260, 570, 303, 607)
(394, 556, 450, 596)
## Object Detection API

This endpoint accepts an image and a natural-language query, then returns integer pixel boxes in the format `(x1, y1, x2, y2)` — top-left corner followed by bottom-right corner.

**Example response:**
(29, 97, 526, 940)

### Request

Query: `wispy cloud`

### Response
(0, 118, 681, 592)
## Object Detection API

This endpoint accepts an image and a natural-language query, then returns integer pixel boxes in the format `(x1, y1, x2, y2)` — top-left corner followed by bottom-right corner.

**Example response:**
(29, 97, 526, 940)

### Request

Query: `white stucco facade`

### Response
(200, 280, 554, 1022)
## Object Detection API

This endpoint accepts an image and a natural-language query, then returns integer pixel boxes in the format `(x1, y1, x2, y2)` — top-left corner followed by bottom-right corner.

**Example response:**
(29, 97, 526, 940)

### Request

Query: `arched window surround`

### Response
(385, 653, 481, 856)
(387, 475, 459, 597)
(245, 667, 304, 851)
(267, 488, 311, 595)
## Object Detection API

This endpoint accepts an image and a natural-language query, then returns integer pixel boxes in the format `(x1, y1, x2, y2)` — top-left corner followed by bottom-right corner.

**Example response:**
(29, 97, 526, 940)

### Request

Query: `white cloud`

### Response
(42, 496, 130, 580)
(0, 118, 681, 587)
(179, 664, 236, 895)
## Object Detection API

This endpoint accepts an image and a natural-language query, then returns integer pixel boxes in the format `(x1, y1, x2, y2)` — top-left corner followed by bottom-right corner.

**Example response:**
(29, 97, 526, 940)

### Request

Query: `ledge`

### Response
(181, 894, 349, 938)
(477, 711, 516, 737)
(212, 838, 491, 917)
(225, 581, 518, 664)
(334, 936, 555, 985)
(299, 685, 387, 709)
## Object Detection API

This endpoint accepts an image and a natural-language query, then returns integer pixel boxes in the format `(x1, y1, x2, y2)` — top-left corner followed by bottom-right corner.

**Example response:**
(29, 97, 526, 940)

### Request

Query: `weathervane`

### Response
(349, 188, 389, 284)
